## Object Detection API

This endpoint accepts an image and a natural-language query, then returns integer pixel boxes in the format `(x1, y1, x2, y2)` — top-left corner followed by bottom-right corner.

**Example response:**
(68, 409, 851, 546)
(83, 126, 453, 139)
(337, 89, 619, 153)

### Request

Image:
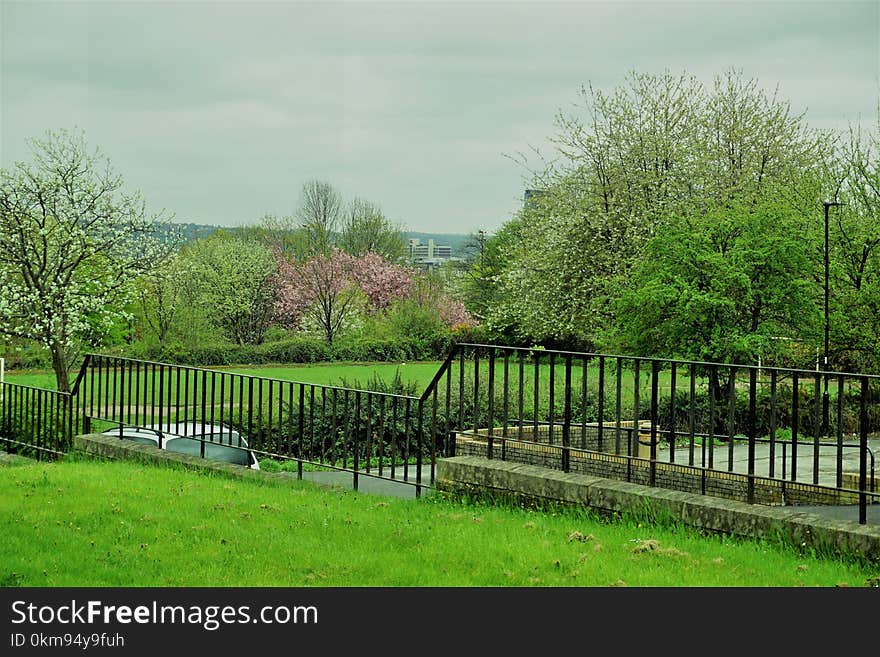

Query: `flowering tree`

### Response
(275, 249, 361, 344)
(0, 129, 175, 391)
(275, 249, 474, 344)
(348, 252, 416, 309)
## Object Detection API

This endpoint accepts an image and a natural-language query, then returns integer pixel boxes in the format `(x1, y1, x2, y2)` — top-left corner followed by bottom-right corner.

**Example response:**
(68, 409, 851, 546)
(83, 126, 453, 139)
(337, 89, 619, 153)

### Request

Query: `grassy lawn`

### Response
(1, 457, 877, 587)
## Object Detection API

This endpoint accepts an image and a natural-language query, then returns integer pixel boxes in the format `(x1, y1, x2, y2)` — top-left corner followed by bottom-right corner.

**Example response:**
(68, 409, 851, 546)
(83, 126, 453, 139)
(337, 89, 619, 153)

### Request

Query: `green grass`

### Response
(1, 458, 877, 587)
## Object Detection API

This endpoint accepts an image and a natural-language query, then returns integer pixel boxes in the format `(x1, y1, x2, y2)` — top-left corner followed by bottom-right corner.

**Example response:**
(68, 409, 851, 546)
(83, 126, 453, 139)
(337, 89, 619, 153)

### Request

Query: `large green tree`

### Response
(481, 69, 831, 349)
(0, 129, 174, 391)
(609, 201, 821, 366)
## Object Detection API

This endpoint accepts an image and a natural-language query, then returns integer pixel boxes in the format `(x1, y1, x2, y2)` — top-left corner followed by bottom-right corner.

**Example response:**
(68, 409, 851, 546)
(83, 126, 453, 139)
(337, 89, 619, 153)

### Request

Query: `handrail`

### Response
(453, 342, 880, 381)
(82, 353, 421, 401)
(418, 346, 457, 403)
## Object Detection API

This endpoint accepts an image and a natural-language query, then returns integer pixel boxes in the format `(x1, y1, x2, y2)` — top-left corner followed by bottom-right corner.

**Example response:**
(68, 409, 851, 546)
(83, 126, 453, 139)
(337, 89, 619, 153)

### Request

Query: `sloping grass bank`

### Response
(1, 458, 878, 587)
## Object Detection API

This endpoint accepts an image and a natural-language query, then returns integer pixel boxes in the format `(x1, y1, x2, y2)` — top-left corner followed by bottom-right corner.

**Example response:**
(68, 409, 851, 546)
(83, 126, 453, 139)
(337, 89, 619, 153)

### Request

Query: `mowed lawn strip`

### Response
(1, 459, 877, 587)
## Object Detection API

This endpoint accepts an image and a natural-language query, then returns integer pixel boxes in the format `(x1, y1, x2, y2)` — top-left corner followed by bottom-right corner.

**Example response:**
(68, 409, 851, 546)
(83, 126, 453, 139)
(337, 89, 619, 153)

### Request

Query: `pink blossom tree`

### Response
(274, 249, 476, 343)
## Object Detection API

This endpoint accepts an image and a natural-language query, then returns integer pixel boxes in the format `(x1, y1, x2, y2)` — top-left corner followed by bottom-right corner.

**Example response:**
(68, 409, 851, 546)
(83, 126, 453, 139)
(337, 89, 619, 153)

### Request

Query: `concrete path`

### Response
(292, 438, 880, 525)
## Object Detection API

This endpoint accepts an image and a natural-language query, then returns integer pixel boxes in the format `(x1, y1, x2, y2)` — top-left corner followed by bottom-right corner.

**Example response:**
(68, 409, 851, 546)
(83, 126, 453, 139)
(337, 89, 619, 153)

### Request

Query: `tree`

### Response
(339, 197, 407, 261)
(135, 260, 186, 348)
(0, 129, 174, 391)
(274, 249, 474, 344)
(296, 180, 342, 255)
(274, 248, 362, 344)
(486, 68, 829, 348)
(825, 111, 880, 372)
(608, 200, 822, 410)
(180, 235, 277, 345)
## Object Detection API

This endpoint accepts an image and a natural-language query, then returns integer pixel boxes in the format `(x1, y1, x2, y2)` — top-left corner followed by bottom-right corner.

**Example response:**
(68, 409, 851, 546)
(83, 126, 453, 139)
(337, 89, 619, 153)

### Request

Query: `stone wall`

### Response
(436, 455, 880, 563)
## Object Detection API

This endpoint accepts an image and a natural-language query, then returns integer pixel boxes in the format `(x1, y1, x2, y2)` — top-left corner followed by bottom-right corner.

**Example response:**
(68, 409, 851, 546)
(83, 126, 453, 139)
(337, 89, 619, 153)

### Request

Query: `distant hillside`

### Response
(154, 223, 474, 257)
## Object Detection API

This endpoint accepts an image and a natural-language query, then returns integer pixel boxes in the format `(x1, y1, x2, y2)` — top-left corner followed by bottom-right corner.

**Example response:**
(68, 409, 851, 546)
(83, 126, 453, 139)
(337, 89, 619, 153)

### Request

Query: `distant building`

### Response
(408, 238, 453, 270)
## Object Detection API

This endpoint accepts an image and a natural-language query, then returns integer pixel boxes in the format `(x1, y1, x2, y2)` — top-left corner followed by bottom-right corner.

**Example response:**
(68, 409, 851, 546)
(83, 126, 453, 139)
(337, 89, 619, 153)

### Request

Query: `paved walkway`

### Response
(295, 439, 880, 525)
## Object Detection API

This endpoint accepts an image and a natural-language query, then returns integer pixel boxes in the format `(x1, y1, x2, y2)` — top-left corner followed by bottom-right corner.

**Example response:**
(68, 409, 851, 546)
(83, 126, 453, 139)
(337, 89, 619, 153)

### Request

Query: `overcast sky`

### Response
(1, 0, 878, 234)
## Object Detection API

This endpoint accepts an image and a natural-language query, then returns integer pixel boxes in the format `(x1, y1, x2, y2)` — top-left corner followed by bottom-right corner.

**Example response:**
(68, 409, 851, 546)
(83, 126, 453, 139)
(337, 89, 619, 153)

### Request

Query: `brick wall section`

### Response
(436, 455, 880, 562)
(456, 433, 864, 506)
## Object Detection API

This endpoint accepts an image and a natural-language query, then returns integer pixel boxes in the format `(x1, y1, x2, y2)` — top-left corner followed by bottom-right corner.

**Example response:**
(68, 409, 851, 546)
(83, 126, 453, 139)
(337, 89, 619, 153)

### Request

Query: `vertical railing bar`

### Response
(126, 359, 133, 426)
(266, 378, 274, 454)
(562, 354, 572, 473)
(157, 364, 165, 437)
(286, 382, 295, 465)
(365, 392, 373, 475)
(649, 360, 659, 486)
(517, 351, 524, 440)
(390, 395, 398, 479)
(209, 370, 216, 442)
(727, 366, 736, 471)
(218, 372, 226, 441)
(769, 370, 777, 479)
(458, 349, 465, 442)
(748, 367, 757, 504)
(688, 363, 696, 467)
(487, 348, 495, 441)
(859, 376, 868, 524)
(149, 362, 156, 428)
(473, 348, 480, 436)
(416, 397, 424, 497)
(298, 384, 306, 479)
(246, 377, 254, 449)
(669, 363, 676, 462)
(580, 356, 588, 449)
(707, 365, 715, 470)
(378, 394, 386, 477)
(632, 359, 640, 457)
(199, 370, 207, 459)
(502, 350, 509, 438)
(353, 391, 361, 492)
(403, 397, 411, 482)
(597, 355, 605, 452)
(276, 380, 284, 456)
(533, 351, 539, 443)
(836, 374, 844, 489)
(792, 371, 799, 481)
(111, 357, 117, 426)
(309, 385, 315, 468)
(813, 371, 822, 485)
(615, 357, 623, 455)
(444, 357, 452, 457)
(329, 388, 338, 468)
(431, 385, 438, 484)
(548, 352, 555, 445)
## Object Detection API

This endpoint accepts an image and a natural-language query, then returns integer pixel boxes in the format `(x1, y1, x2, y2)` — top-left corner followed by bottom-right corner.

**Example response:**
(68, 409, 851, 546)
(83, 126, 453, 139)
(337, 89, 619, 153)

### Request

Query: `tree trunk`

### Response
(50, 344, 71, 393)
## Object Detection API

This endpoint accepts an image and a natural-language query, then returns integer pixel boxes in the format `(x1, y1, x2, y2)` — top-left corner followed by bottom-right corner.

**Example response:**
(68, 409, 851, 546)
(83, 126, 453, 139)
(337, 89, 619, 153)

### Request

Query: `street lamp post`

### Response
(822, 200, 844, 438)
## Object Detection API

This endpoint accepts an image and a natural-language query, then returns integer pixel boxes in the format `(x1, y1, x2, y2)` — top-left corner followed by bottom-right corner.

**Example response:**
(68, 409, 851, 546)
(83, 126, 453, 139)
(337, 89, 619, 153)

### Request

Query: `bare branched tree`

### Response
(296, 180, 342, 255)
(339, 197, 406, 261)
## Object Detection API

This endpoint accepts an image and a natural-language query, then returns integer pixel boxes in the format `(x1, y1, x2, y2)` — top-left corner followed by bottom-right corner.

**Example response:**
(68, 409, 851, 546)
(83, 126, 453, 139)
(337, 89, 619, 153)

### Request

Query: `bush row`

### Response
(127, 334, 458, 367)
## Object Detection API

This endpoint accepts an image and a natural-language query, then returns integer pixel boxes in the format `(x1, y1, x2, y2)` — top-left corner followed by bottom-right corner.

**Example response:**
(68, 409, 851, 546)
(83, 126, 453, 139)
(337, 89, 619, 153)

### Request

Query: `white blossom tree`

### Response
(0, 129, 175, 391)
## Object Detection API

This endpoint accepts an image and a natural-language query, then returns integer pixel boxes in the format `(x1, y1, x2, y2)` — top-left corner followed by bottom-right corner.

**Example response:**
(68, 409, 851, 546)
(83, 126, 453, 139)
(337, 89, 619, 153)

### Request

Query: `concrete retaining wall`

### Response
(436, 455, 880, 563)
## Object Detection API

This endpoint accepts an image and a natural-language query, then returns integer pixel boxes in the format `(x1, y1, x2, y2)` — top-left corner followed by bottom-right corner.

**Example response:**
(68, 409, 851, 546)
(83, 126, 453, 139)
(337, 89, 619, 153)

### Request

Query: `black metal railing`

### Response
(76, 354, 453, 496)
(1, 344, 878, 523)
(0, 381, 76, 458)
(447, 343, 880, 524)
